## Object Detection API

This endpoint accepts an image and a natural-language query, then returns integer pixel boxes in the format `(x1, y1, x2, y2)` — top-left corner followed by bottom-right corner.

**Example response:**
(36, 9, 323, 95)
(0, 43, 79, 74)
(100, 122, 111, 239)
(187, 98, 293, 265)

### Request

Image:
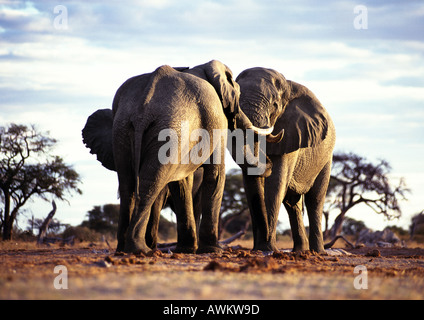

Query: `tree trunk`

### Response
(37, 201, 57, 244)
(329, 210, 347, 239)
(2, 190, 12, 240)
(3, 219, 12, 241)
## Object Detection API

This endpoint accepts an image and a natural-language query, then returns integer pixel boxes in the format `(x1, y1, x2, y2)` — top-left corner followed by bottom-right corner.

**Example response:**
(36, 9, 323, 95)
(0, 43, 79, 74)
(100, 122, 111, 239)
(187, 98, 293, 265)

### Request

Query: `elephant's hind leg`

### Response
(146, 187, 169, 249)
(283, 190, 309, 252)
(304, 160, 332, 253)
(116, 169, 135, 253)
(197, 163, 225, 253)
(169, 175, 197, 253)
(125, 175, 169, 254)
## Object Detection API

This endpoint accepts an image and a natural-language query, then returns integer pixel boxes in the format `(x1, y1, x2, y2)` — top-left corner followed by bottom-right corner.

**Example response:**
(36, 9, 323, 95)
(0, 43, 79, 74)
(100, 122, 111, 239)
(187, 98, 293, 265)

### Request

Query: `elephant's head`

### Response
(224, 67, 291, 176)
(193, 60, 239, 120)
(237, 67, 330, 155)
(187, 60, 282, 139)
(236, 67, 291, 132)
(186, 60, 240, 131)
(233, 67, 331, 175)
(187, 62, 284, 177)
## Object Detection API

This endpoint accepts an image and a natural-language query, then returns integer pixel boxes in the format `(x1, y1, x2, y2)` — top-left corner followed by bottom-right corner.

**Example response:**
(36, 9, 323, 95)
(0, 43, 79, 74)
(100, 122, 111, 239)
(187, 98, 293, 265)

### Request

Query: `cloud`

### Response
(381, 76, 424, 88)
(0, 1, 53, 42)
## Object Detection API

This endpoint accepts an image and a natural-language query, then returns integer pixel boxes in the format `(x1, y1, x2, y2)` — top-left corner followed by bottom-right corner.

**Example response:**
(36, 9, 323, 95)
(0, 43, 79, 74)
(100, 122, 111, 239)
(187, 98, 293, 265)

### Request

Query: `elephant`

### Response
(82, 107, 205, 251)
(232, 67, 336, 253)
(82, 60, 277, 254)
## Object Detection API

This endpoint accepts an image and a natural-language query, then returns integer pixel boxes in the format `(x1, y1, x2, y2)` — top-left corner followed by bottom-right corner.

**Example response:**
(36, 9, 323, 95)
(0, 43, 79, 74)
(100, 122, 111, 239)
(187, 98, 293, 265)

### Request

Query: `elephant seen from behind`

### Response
(82, 104, 204, 252)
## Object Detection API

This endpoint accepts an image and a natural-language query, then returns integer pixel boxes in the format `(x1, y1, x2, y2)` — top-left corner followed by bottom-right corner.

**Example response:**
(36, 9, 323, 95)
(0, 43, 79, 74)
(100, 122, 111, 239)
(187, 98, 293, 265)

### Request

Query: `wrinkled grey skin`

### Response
(233, 67, 336, 253)
(83, 60, 273, 254)
(82, 108, 203, 252)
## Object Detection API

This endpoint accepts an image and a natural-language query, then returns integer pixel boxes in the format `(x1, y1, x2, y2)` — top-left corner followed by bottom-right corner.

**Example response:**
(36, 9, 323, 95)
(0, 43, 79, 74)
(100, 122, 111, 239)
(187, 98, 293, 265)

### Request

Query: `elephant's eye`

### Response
(273, 102, 279, 110)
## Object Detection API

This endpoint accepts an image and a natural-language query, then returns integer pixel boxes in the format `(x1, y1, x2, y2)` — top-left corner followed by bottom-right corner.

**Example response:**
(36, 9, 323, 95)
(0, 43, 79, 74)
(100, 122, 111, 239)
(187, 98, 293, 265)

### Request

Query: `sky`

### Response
(1, 0, 423, 233)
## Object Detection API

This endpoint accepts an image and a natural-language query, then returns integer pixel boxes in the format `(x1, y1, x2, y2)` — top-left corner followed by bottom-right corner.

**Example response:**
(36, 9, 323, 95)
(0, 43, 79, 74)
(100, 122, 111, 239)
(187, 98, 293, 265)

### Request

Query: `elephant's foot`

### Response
(116, 242, 125, 253)
(291, 244, 310, 252)
(253, 242, 279, 253)
(197, 243, 223, 254)
(309, 240, 325, 254)
(310, 246, 326, 254)
(174, 245, 198, 254)
(124, 239, 152, 255)
(291, 243, 325, 254)
(291, 237, 310, 252)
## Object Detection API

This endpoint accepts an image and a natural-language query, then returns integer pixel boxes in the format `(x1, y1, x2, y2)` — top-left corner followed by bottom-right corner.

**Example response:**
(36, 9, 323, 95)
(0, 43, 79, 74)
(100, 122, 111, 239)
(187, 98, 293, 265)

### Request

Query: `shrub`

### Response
(62, 226, 100, 242)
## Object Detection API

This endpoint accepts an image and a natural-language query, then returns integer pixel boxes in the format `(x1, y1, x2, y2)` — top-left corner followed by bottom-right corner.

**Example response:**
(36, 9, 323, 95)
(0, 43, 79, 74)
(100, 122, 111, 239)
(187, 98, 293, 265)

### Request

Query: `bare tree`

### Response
(324, 152, 409, 239)
(37, 200, 57, 244)
(0, 124, 82, 240)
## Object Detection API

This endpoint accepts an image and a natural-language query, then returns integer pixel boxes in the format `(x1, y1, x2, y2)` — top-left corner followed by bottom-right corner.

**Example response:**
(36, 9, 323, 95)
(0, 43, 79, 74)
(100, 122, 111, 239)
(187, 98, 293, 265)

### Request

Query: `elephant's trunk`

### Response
(236, 108, 284, 143)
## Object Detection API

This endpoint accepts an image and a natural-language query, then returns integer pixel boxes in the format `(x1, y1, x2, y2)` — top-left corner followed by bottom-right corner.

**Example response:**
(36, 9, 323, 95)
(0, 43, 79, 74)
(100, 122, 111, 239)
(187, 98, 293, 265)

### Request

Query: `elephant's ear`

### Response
(203, 60, 240, 129)
(267, 81, 329, 155)
(82, 109, 116, 171)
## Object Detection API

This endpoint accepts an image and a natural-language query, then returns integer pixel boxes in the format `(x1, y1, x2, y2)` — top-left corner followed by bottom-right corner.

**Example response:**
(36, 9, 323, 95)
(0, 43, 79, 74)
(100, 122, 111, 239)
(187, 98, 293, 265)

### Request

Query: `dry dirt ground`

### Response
(1, 239, 424, 300)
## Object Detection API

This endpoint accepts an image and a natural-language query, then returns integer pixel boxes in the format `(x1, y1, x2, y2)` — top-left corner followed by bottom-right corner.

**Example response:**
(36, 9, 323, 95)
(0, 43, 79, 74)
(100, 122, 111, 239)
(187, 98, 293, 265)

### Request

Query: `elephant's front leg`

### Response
(242, 174, 276, 252)
(197, 163, 225, 253)
(168, 175, 197, 253)
(264, 154, 305, 252)
(304, 160, 332, 253)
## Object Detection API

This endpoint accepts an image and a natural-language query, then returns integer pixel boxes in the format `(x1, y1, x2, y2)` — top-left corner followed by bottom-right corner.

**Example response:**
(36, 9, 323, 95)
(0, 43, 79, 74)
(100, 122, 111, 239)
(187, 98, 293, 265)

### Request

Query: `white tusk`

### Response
(249, 125, 274, 136)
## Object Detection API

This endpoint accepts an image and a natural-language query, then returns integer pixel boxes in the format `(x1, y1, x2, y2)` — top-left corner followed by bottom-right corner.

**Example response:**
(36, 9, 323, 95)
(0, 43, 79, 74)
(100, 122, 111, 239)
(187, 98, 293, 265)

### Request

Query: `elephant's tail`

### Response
(132, 122, 148, 198)
(82, 109, 116, 171)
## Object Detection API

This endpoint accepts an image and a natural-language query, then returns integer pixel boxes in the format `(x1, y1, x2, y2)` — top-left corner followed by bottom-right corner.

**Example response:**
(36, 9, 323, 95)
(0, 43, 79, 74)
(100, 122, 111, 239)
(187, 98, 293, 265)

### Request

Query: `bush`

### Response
(14, 230, 37, 242)
(412, 224, 424, 243)
(62, 226, 101, 242)
(386, 225, 409, 239)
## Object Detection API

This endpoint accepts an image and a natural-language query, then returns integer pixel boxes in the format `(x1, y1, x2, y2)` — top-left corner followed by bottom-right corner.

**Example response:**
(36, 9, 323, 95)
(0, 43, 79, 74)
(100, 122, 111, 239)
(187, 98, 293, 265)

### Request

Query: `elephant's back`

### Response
(149, 70, 226, 130)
